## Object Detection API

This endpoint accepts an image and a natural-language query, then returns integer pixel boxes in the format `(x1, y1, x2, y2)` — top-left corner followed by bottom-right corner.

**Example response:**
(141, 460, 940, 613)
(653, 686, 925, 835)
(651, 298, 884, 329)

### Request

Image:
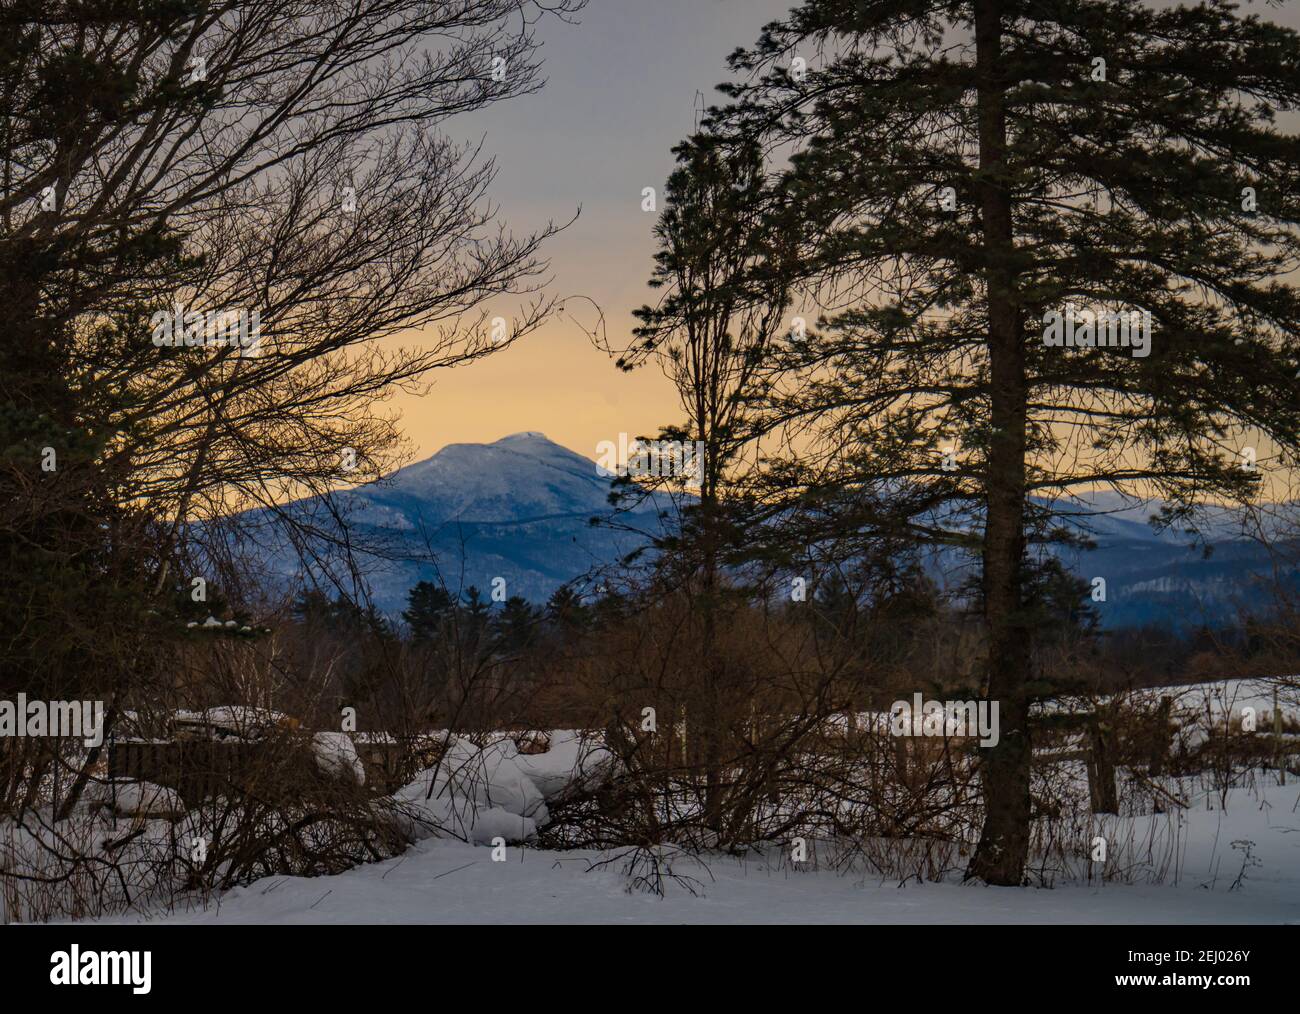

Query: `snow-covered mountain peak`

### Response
(367, 432, 611, 522)
(493, 431, 550, 444)
(233, 434, 1296, 624)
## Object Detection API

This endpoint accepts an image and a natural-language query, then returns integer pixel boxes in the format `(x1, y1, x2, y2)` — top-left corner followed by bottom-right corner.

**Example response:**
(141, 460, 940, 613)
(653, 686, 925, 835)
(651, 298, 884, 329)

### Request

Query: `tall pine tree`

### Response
(682, 0, 1300, 883)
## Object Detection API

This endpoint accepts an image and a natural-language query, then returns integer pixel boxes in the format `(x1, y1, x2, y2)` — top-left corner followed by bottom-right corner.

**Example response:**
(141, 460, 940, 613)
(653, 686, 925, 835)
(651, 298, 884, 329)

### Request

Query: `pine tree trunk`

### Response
(967, 0, 1032, 886)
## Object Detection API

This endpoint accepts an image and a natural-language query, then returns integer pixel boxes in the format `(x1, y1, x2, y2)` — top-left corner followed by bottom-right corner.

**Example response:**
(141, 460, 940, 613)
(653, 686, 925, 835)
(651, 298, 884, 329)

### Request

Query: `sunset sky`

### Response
(390, 0, 1300, 481)
(387, 0, 793, 463)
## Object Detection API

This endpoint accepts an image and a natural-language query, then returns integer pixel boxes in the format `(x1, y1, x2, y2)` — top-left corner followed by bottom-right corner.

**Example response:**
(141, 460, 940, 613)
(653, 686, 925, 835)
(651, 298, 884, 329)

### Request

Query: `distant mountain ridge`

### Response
(1042, 492, 1298, 629)
(230, 432, 672, 612)
(229, 432, 1297, 628)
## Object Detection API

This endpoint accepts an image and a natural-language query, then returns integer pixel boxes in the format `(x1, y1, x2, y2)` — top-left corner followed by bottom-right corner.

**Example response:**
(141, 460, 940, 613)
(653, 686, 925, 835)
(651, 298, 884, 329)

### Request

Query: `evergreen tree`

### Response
(682, 0, 1300, 883)
(1023, 555, 1100, 644)
(403, 581, 455, 642)
(492, 595, 540, 654)
(627, 132, 798, 833)
(461, 586, 492, 644)
(812, 571, 861, 635)
(545, 585, 590, 631)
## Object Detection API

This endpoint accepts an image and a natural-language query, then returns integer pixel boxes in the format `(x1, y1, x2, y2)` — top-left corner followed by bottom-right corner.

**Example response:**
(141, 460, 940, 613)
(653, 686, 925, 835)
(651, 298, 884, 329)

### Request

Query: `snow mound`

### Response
(513, 730, 614, 798)
(390, 731, 614, 845)
(448, 737, 548, 819)
(313, 731, 366, 785)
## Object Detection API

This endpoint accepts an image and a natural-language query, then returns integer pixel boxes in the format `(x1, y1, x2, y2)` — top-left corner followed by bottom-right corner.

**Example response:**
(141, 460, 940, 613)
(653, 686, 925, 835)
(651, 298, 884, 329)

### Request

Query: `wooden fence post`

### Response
(894, 734, 909, 786)
(1275, 687, 1286, 786)
(1150, 696, 1173, 777)
(1087, 712, 1119, 814)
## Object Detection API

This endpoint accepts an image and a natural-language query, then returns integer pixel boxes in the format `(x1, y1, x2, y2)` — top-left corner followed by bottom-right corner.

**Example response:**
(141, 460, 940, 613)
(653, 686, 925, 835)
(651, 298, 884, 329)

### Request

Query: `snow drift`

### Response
(391, 730, 613, 844)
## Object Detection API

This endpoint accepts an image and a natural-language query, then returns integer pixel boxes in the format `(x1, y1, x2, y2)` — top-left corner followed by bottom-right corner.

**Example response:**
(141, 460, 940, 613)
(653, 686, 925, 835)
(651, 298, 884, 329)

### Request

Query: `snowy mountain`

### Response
(1043, 491, 1298, 629)
(226, 432, 1297, 628)
(918, 489, 1299, 628)
(228, 432, 676, 613)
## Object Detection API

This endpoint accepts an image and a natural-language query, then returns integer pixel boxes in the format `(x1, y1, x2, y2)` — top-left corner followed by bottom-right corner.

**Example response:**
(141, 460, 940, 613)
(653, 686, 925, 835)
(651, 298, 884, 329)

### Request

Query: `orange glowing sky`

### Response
(387, 0, 1300, 485)
(385, 0, 794, 463)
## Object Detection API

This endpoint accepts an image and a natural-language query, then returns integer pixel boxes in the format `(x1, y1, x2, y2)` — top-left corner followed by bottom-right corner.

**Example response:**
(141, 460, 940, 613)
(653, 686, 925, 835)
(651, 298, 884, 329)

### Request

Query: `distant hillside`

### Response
(224, 432, 673, 613)
(222, 433, 1297, 628)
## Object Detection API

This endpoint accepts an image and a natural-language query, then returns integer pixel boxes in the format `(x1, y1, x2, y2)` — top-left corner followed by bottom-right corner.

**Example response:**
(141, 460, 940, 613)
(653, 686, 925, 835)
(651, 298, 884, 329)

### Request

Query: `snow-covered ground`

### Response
(106, 778, 1300, 924)
(8, 681, 1294, 923)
